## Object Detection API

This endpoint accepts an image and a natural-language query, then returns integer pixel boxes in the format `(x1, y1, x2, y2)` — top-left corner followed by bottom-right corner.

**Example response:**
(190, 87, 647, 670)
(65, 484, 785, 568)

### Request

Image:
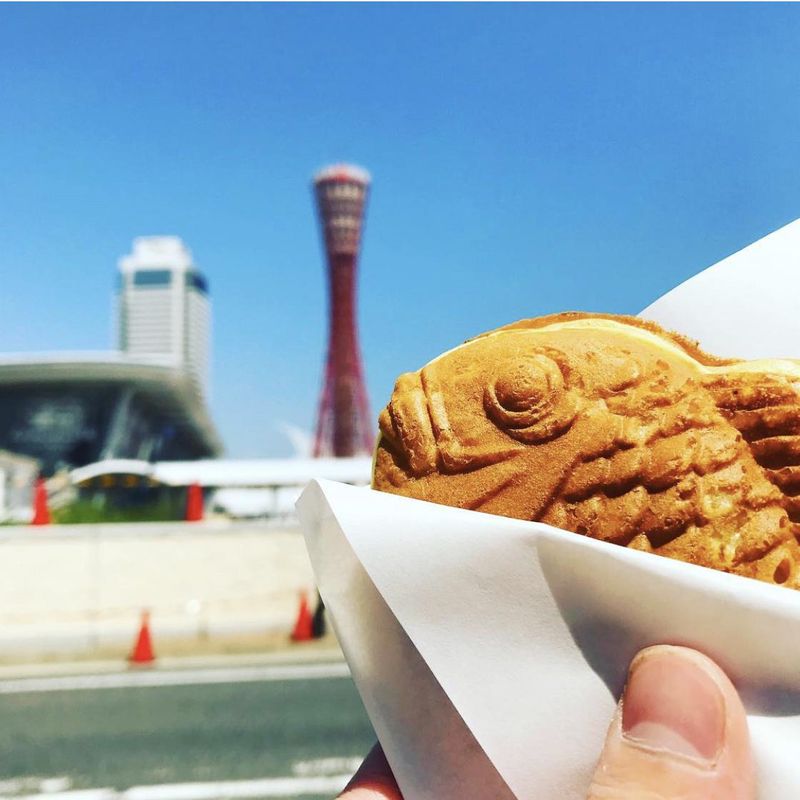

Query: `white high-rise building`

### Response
(118, 237, 210, 397)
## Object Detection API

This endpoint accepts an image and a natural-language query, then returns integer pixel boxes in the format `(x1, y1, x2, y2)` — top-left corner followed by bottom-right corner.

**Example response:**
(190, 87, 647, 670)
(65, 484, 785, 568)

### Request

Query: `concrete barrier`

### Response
(0, 520, 316, 658)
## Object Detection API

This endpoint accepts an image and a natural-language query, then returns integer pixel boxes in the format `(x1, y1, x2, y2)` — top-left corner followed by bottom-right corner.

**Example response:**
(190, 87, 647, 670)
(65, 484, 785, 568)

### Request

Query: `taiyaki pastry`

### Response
(373, 312, 800, 588)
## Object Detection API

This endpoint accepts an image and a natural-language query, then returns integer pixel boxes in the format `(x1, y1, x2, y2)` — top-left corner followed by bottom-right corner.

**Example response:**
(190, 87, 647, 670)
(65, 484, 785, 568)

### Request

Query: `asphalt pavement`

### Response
(0, 656, 375, 800)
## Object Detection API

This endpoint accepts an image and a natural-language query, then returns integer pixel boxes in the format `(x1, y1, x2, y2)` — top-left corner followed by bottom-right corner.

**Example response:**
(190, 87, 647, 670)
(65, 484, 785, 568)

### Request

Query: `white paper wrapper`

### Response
(297, 221, 800, 799)
(641, 217, 800, 359)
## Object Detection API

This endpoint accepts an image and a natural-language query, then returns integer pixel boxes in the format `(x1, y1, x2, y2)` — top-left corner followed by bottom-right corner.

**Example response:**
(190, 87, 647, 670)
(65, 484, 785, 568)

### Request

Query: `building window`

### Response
(133, 270, 172, 287)
(186, 271, 209, 294)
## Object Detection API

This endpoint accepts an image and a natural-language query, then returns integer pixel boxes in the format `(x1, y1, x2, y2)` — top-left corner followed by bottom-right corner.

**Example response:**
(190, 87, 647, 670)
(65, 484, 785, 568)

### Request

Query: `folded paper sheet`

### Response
(640, 217, 800, 359)
(297, 220, 800, 799)
(297, 480, 800, 800)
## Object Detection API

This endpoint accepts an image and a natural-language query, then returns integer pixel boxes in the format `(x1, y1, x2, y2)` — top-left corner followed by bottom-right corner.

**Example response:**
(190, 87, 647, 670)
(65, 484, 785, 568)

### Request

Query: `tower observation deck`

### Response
(312, 164, 374, 457)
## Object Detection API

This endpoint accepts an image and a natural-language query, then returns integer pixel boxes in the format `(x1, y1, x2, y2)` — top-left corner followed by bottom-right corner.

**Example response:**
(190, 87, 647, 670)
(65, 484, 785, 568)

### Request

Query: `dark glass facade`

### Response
(186, 271, 209, 294)
(133, 270, 172, 287)
(128, 269, 208, 294)
(0, 382, 212, 475)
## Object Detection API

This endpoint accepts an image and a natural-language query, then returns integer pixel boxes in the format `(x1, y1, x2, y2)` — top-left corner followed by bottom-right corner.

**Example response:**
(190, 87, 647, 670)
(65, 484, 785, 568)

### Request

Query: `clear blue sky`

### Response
(2, 3, 800, 456)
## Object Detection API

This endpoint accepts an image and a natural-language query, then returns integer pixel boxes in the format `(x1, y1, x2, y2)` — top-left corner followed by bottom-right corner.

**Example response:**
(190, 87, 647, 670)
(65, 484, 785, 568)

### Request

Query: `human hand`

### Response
(339, 645, 755, 799)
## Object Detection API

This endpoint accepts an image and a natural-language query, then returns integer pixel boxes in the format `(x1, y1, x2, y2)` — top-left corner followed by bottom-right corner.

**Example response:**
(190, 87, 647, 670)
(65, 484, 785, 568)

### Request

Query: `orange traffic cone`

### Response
(185, 482, 203, 522)
(290, 592, 313, 642)
(31, 478, 50, 526)
(128, 610, 156, 665)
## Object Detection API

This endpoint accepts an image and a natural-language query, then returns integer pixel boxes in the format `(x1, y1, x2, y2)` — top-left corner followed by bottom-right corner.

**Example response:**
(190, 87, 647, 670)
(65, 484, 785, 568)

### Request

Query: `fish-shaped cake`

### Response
(373, 312, 800, 588)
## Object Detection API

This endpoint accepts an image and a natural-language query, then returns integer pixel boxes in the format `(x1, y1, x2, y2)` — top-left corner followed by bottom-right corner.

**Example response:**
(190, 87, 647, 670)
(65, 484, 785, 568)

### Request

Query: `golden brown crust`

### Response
(475, 312, 741, 367)
(373, 312, 800, 588)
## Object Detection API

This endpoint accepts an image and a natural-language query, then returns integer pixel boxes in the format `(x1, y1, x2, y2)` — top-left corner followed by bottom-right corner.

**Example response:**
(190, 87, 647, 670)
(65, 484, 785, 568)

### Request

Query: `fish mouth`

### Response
(378, 372, 439, 477)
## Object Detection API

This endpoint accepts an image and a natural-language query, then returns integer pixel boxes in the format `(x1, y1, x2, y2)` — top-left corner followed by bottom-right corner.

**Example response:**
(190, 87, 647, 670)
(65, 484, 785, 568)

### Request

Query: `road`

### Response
(0, 661, 375, 800)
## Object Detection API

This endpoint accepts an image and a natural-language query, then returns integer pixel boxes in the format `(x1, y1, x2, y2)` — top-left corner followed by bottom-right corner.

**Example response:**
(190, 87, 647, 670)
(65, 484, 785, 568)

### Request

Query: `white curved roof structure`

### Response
(0, 353, 221, 466)
(71, 456, 372, 488)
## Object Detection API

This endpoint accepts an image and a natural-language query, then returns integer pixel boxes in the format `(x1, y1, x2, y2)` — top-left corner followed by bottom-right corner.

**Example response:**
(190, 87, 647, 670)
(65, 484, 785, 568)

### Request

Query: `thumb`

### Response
(588, 645, 755, 800)
(339, 744, 402, 800)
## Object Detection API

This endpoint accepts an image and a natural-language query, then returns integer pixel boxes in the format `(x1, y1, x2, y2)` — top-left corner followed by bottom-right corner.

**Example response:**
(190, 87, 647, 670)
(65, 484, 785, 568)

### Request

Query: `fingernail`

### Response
(621, 646, 726, 764)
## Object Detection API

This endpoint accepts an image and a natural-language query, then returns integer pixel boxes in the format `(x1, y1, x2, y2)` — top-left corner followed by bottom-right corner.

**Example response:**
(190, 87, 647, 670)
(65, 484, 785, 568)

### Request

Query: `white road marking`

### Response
(38, 778, 72, 794)
(0, 776, 72, 795)
(291, 758, 362, 778)
(125, 775, 350, 799)
(6, 776, 351, 800)
(0, 662, 350, 695)
(16, 791, 115, 800)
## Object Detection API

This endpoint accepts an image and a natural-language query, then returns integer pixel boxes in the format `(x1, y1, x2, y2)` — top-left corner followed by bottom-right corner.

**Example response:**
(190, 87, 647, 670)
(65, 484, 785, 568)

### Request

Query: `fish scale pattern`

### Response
(708, 374, 800, 529)
(539, 375, 800, 587)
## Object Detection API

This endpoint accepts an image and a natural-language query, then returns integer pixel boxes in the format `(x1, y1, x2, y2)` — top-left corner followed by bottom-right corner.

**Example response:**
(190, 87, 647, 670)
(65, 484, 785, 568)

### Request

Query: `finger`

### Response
(338, 743, 403, 800)
(587, 645, 755, 800)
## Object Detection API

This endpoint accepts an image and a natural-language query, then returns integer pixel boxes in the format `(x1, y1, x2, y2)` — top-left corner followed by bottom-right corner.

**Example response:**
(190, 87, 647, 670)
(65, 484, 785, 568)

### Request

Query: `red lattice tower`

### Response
(312, 164, 374, 457)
